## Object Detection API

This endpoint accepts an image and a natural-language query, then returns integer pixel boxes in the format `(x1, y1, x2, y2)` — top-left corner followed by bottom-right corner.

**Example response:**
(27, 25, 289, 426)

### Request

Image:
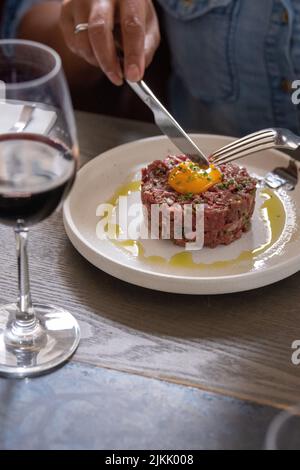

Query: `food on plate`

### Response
(168, 161, 222, 194)
(141, 155, 257, 248)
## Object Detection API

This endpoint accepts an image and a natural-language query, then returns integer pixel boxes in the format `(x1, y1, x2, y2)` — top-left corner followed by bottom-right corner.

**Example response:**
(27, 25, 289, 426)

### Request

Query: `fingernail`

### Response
(126, 64, 141, 82)
(107, 72, 123, 86)
(117, 68, 124, 81)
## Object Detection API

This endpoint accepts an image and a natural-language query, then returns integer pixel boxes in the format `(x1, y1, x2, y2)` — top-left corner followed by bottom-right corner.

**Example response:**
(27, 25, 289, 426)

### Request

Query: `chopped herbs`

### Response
(181, 192, 194, 200)
(217, 183, 229, 189)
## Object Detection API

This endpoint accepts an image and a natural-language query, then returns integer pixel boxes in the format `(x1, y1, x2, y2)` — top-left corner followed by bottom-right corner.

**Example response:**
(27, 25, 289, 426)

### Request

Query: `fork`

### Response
(210, 128, 300, 166)
(9, 104, 35, 133)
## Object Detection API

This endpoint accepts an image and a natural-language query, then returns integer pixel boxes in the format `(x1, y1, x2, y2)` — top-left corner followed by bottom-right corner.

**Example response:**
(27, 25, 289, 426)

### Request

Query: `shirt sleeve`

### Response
(1, 0, 57, 39)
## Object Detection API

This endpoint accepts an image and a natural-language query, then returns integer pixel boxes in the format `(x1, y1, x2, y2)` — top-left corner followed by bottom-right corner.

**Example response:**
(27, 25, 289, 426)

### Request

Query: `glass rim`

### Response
(265, 405, 300, 450)
(0, 39, 62, 90)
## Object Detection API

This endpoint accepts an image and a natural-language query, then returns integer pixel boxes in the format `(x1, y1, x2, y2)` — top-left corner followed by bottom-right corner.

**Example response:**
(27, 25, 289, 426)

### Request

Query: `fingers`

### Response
(60, 1, 78, 54)
(119, 0, 145, 82)
(60, 0, 123, 84)
(60, 0, 160, 85)
(144, 0, 161, 68)
(60, 0, 97, 67)
(72, 0, 97, 66)
(88, 0, 123, 86)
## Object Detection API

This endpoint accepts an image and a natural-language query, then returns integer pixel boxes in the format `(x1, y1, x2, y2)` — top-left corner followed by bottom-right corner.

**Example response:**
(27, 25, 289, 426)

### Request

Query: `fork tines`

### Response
(211, 129, 277, 166)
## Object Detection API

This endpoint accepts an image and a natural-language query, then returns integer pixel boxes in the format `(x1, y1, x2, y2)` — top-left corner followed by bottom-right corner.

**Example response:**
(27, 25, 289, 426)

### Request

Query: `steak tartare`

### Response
(141, 155, 257, 248)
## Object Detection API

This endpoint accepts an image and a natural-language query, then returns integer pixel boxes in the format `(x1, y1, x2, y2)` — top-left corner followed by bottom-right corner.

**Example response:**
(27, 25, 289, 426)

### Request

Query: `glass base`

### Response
(0, 303, 80, 378)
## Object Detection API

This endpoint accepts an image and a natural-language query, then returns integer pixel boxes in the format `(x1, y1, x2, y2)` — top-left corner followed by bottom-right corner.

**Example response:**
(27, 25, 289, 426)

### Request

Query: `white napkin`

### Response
(0, 102, 56, 135)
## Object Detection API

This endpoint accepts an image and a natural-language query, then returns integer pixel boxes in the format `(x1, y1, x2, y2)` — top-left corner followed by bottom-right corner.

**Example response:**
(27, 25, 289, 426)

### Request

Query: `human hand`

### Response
(60, 0, 160, 85)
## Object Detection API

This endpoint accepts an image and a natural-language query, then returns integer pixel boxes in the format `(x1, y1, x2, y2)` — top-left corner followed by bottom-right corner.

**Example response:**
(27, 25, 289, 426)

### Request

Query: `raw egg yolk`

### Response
(168, 162, 222, 195)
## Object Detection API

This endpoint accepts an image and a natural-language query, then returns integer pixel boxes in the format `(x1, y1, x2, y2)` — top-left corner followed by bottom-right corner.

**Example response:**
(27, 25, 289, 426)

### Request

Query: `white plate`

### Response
(63, 135, 300, 295)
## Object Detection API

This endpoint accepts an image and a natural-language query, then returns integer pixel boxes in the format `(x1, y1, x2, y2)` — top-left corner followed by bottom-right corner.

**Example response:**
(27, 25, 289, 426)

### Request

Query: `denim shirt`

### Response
(1, 0, 44, 39)
(157, 0, 300, 136)
(2, 0, 300, 137)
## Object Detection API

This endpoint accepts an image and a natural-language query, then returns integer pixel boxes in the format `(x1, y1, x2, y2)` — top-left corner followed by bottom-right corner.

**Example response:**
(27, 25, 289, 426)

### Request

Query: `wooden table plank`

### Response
(76, 111, 159, 158)
(0, 362, 278, 450)
(0, 111, 299, 409)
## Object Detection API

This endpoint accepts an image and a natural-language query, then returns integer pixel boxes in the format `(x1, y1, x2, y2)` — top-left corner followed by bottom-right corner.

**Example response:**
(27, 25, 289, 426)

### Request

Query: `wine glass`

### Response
(0, 39, 80, 377)
(265, 405, 300, 450)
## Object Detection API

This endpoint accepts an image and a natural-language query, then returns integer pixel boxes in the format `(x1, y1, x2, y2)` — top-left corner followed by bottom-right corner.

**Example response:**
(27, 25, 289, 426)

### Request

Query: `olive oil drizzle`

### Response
(105, 181, 286, 270)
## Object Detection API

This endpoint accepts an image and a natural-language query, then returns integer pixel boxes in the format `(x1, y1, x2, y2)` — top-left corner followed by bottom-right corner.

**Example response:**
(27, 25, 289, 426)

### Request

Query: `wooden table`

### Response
(0, 111, 300, 450)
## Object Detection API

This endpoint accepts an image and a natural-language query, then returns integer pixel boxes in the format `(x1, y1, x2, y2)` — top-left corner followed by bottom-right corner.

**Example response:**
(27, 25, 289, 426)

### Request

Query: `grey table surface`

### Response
(0, 111, 299, 450)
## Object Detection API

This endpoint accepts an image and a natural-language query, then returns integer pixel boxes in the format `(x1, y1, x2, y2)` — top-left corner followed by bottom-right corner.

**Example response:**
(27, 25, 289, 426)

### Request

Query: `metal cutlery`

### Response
(9, 104, 35, 133)
(74, 23, 209, 167)
(127, 80, 209, 168)
(76, 22, 211, 167)
(210, 128, 300, 166)
(113, 31, 210, 168)
(210, 128, 299, 190)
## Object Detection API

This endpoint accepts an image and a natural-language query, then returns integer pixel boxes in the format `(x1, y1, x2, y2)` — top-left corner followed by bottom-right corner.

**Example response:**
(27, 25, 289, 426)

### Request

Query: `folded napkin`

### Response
(0, 101, 56, 135)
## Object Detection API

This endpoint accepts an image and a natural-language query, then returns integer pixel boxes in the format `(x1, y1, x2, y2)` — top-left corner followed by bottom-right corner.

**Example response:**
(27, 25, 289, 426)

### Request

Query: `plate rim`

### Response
(63, 134, 300, 292)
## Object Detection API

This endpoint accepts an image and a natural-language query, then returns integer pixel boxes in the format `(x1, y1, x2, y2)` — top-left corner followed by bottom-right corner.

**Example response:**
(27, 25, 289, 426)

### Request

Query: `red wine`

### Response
(0, 134, 76, 226)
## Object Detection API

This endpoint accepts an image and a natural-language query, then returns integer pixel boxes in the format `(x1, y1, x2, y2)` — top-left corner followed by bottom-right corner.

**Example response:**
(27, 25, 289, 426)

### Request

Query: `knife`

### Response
(127, 79, 209, 168)
(73, 22, 209, 167)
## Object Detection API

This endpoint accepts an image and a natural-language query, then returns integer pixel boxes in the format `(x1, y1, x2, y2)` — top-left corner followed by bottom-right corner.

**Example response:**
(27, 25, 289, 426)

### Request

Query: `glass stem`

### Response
(14, 221, 35, 328)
